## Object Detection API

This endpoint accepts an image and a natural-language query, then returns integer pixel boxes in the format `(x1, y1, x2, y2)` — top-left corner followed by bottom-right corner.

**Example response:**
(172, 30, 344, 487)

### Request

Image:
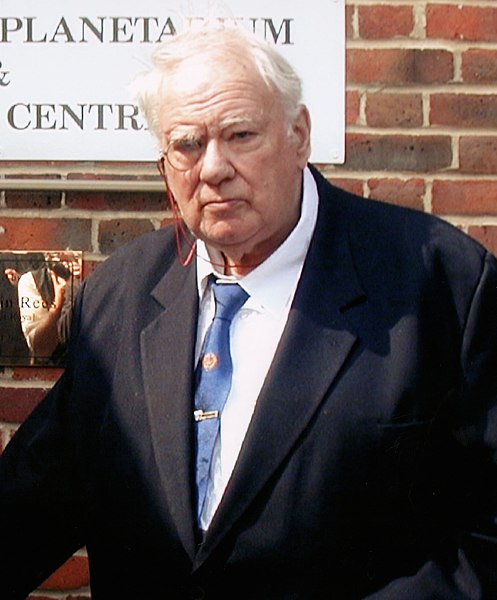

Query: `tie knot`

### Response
(211, 281, 249, 323)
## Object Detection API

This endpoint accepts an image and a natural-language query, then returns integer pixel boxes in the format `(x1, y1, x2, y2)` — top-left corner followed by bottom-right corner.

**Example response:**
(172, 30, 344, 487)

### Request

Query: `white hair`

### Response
(133, 25, 304, 142)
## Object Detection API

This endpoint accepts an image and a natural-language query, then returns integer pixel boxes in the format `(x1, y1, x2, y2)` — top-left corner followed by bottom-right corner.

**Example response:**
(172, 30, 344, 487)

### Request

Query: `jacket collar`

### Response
(140, 256, 199, 559)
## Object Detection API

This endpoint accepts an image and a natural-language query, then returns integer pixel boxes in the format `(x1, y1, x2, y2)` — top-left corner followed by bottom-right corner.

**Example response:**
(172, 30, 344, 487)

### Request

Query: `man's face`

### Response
(4, 269, 19, 286)
(159, 51, 311, 272)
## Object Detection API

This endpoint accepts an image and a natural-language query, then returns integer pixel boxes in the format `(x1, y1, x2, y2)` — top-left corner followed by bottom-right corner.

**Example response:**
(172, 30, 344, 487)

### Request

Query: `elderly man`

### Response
(1, 26, 497, 599)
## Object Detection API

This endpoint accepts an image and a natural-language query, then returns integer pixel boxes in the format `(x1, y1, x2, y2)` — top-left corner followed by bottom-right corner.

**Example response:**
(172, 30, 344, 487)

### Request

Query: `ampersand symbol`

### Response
(0, 62, 11, 87)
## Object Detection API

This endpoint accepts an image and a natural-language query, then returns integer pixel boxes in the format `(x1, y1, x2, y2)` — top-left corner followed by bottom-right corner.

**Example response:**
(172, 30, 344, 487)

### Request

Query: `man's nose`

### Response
(198, 139, 235, 184)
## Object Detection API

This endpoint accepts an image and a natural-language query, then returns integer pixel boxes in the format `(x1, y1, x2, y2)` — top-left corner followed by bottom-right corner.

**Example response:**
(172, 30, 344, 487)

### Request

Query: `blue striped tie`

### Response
(194, 279, 249, 522)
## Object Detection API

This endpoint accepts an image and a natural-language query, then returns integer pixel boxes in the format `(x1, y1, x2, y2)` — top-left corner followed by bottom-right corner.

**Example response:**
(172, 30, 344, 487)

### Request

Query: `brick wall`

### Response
(1, 1, 497, 597)
(326, 0, 497, 255)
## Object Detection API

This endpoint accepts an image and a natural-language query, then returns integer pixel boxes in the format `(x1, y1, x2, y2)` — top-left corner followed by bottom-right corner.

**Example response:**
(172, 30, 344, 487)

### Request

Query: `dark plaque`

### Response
(0, 251, 83, 366)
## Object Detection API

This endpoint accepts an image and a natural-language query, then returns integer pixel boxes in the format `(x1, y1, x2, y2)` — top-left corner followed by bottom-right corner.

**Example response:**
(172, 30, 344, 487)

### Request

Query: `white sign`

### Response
(0, 1, 345, 163)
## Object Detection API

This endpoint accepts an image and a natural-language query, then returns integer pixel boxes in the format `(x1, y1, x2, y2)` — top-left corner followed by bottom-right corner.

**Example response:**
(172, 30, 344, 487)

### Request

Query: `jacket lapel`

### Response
(140, 259, 199, 560)
(194, 179, 368, 567)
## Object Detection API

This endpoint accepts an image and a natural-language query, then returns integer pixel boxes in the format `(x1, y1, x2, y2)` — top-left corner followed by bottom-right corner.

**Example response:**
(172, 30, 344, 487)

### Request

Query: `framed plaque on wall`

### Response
(0, 251, 83, 366)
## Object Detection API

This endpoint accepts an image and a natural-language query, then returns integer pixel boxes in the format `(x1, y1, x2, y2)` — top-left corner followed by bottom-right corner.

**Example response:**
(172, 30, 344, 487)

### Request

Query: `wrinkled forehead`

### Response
(157, 51, 277, 134)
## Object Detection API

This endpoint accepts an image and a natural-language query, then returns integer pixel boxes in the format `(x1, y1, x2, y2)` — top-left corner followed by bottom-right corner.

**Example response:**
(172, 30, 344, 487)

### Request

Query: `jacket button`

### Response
(190, 585, 205, 599)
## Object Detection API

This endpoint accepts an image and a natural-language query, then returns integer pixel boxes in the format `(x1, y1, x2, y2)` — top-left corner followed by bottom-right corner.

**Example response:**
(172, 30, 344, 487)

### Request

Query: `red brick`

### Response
(430, 94, 497, 128)
(468, 226, 497, 256)
(460, 137, 497, 175)
(0, 218, 92, 251)
(462, 50, 497, 84)
(98, 219, 155, 255)
(366, 93, 423, 128)
(66, 172, 157, 182)
(368, 178, 425, 211)
(359, 5, 414, 39)
(82, 259, 103, 279)
(346, 91, 360, 126)
(427, 5, 497, 42)
(346, 4, 354, 40)
(66, 190, 167, 211)
(347, 49, 453, 85)
(28, 593, 91, 600)
(4, 174, 61, 181)
(345, 134, 452, 172)
(432, 180, 497, 215)
(0, 161, 54, 168)
(5, 191, 62, 210)
(10, 368, 63, 383)
(3, 175, 63, 209)
(0, 388, 46, 423)
(40, 555, 89, 591)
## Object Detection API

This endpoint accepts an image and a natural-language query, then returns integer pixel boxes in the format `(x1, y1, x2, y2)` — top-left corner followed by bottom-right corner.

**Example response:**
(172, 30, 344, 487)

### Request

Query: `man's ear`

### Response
(157, 156, 179, 212)
(292, 105, 312, 168)
(157, 155, 167, 181)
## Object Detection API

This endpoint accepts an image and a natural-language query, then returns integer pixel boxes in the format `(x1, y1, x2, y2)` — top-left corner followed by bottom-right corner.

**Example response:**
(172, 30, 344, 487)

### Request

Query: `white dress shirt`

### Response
(195, 166, 319, 530)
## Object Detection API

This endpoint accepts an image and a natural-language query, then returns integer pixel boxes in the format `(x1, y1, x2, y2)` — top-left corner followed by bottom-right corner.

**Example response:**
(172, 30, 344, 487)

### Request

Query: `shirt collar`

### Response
(196, 166, 319, 316)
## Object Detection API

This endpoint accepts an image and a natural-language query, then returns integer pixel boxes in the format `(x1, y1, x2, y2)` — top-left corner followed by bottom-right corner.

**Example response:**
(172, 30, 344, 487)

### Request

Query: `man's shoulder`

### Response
(89, 227, 177, 284)
(312, 165, 488, 261)
(310, 166, 494, 305)
(78, 226, 185, 315)
(70, 226, 188, 342)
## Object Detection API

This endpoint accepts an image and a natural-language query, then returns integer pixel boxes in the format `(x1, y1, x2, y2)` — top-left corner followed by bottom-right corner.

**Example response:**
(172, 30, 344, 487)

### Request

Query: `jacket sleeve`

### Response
(364, 251, 497, 599)
(0, 285, 88, 600)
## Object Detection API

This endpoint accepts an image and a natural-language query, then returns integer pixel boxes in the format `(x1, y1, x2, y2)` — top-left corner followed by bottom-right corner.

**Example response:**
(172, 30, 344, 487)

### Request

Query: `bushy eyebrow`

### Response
(165, 115, 262, 141)
(166, 127, 200, 142)
(218, 115, 260, 129)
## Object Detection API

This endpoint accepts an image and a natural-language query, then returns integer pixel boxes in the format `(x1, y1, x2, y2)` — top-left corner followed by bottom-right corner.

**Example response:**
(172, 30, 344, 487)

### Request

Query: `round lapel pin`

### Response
(202, 352, 219, 371)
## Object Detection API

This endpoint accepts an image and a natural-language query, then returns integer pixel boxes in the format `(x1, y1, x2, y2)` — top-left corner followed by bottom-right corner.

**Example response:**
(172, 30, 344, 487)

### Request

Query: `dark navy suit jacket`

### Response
(2, 166, 497, 598)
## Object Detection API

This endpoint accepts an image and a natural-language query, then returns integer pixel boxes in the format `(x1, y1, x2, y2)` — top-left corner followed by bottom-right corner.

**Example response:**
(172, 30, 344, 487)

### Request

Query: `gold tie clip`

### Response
(194, 409, 219, 422)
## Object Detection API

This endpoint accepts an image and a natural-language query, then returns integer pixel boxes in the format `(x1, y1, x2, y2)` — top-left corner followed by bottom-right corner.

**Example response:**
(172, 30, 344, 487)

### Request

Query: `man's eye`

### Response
(232, 131, 255, 140)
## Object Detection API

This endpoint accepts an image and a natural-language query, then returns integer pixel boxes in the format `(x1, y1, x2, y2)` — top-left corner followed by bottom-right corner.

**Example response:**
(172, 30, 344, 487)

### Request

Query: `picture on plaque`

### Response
(0, 251, 83, 366)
